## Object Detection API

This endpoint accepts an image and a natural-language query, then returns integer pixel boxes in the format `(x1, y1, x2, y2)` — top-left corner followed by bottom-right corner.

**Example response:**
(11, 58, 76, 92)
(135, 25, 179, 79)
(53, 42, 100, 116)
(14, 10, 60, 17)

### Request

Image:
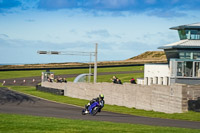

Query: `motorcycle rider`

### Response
(85, 94, 105, 113)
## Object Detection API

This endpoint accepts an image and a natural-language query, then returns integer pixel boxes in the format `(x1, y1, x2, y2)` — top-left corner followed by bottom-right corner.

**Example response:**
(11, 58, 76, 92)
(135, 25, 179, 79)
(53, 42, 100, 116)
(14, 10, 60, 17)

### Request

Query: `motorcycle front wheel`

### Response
(82, 109, 86, 115)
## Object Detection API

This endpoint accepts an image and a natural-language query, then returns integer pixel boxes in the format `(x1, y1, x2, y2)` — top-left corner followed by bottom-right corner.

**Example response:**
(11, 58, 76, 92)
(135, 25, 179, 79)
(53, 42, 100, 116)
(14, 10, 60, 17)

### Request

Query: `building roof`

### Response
(158, 40, 200, 49)
(170, 22, 200, 30)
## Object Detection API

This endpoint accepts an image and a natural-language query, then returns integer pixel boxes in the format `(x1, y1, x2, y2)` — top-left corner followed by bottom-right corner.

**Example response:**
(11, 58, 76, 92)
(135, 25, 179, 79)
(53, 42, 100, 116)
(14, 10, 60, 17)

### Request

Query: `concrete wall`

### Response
(143, 64, 170, 85)
(41, 82, 190, 113)
(144, 64, 170, 78)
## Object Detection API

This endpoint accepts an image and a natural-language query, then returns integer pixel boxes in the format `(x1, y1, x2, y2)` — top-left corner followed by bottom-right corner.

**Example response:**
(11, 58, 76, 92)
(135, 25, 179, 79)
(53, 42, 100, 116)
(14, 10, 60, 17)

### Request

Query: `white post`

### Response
(94, 43, 98, 83)
(163, 77, 168, 85)
(153, 77, 157, 84)
(144, 77, 148, 85)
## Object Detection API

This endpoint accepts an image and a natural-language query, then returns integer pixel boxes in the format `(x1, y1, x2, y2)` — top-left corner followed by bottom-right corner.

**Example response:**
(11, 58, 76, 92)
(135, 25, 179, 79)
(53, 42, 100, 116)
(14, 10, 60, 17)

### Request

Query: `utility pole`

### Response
(88, 52, 92, 83)
(94, 43, 98, 83)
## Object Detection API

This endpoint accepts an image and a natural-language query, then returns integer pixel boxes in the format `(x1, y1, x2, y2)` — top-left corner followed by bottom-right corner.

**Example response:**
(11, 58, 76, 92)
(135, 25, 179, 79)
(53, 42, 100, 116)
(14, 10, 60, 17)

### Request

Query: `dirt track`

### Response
(0, 87, 200, 129)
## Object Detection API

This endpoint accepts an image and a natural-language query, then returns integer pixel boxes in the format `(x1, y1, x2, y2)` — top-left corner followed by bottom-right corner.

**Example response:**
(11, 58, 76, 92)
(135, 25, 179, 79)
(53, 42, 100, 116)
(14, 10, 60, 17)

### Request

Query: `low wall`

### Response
(42, 82, 199, 113)
(36, 85, 64, 95)
(182, 85, 200, 111)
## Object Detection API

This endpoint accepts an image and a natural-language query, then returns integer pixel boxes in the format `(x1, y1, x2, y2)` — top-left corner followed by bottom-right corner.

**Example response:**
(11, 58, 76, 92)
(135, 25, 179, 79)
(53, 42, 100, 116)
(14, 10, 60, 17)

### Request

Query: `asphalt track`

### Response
(0, 87, 200, 129)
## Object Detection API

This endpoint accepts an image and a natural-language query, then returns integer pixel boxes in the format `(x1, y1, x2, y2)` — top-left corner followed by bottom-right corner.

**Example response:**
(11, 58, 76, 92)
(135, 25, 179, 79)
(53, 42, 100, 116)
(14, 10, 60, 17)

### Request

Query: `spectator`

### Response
(130, 78, 136, 84)
(56, 77, 62, 83)
(47, 74, 54, 82)
(55, 77, 67, 83)
(116, 78, 122, 84)
(110, 76, 117, 84)
(48, 77, 53, 82)
(63, 78, 67, 83)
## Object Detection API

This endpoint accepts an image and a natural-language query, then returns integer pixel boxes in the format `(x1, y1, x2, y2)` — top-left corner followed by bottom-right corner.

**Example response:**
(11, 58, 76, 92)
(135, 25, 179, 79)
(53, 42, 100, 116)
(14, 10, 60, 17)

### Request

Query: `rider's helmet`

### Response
(99, 94, 104, 100)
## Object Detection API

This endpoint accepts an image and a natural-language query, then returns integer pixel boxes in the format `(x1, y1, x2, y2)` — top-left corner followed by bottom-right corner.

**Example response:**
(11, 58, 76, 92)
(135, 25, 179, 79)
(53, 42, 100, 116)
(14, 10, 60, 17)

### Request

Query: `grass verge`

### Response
(0, 113, 199, 133)
(4, 85, 200, 122)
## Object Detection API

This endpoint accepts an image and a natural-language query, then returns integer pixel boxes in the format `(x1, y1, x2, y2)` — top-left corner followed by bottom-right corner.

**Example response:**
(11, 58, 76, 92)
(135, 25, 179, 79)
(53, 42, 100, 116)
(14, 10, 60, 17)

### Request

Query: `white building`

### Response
(139, 22, 200, 85)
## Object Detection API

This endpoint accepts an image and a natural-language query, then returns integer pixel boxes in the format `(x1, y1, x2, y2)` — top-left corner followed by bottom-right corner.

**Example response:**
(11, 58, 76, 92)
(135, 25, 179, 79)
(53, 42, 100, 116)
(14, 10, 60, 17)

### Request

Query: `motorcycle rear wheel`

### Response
(91, 107, 99, 116)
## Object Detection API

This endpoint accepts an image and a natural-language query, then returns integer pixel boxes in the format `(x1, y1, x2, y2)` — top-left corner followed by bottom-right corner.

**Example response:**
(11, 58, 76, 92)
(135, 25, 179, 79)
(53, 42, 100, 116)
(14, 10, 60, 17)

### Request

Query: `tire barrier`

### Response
(188, 97, 200, 112)
(36, 85, 64, 95)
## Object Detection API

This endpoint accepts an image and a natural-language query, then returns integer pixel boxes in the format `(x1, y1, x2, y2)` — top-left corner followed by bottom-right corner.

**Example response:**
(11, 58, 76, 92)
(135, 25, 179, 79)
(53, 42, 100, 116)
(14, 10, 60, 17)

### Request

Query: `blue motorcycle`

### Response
(82, 101, 100, 116)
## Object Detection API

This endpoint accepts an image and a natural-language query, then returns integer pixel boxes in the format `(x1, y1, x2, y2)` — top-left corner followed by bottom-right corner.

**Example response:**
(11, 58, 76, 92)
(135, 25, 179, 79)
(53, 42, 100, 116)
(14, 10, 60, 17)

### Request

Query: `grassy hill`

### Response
(125, 51, 167, 62)
(0, 51, 167, 69)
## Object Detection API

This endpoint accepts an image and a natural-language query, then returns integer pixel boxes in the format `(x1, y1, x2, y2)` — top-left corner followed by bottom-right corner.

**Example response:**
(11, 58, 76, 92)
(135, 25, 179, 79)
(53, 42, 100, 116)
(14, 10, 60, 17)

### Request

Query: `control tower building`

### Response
(141, 23, 200, 85)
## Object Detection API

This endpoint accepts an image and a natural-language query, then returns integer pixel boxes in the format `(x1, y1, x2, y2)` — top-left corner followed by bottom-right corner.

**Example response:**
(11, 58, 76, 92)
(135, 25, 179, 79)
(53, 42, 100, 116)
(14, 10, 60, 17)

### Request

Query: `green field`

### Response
(0, 66, 144, 80)
(0, 113, 199, 133)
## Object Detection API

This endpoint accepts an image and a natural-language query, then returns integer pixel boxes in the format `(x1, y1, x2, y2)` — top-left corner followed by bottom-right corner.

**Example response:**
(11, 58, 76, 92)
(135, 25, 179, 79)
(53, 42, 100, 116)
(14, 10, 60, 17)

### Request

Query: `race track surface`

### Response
(0, 87, 200, 129)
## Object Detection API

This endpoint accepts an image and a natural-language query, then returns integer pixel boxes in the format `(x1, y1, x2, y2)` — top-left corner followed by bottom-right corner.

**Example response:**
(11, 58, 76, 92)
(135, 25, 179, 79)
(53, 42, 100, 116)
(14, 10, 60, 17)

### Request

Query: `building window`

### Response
(175, 61, 193, 77)
(184, 62, 193, 77)
(179, 52, 185, 59)
(178, 30, 187, 40)
(185, 52, 191, 59)
(190, 30, 200, 40)
(193, 52, 198, 59)
(179, 52, 191, 59)
(179, 52, 200, 59)
(178, 29, 200, 40)
(177, 62, 183, 76)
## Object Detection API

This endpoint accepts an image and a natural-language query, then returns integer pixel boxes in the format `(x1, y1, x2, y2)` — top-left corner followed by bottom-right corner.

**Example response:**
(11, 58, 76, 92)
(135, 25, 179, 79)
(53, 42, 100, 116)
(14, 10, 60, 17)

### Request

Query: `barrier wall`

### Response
(41, 82, 200, 113)
(36, 85, 64, 95)
(182, 85, 200, 111)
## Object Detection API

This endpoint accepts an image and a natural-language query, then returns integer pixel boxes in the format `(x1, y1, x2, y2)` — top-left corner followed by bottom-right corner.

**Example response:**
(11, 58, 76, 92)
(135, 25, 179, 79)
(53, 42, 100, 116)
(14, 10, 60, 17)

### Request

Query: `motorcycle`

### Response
(82, 101, 100, 116)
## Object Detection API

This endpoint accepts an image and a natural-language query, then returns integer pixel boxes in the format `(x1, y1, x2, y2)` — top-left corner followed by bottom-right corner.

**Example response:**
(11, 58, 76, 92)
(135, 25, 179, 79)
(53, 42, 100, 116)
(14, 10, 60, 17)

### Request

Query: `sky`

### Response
(1, 0, 200, 64)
